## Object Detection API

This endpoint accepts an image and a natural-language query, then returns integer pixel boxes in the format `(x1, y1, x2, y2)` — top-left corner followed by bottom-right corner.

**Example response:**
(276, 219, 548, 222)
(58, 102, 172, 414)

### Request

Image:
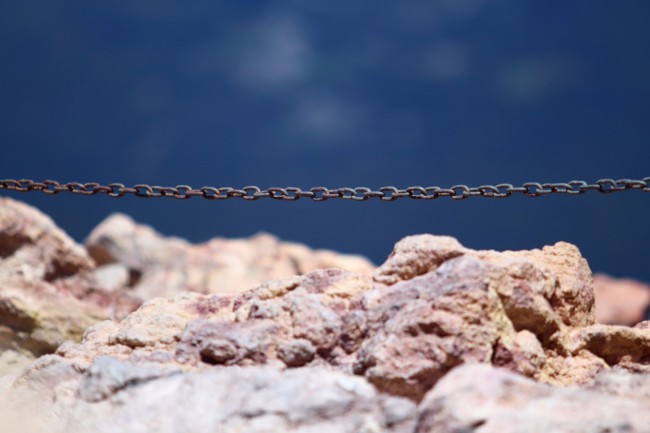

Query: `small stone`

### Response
(92, 264, 130, 292)
(277, 339, 316, 367)
(200, 340, 238, 364)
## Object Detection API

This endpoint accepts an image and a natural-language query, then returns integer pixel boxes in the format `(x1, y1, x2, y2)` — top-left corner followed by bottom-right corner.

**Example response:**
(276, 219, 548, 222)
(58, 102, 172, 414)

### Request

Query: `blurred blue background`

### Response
(1, 1, 649, 279)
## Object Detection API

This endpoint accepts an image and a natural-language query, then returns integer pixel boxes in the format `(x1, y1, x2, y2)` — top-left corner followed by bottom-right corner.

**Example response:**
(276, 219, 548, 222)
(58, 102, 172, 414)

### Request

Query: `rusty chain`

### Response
(0, 178, 649, 201)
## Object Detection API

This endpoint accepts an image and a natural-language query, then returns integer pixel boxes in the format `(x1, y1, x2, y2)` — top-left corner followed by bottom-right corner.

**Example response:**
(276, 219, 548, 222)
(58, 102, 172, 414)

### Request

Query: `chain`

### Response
(0, 178, 649, 201)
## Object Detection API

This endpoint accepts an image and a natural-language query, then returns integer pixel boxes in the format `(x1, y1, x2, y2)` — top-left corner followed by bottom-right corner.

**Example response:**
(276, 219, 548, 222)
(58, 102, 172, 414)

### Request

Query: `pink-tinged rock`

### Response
(51, 234, 643, 403)
(568, 323, 650, 371)
(0, 197, 375, 377)
(356, 257, 505, 400)
(372, 235, 466, 285)
(0, 198, 140, 376)
(491, 330, 545, 379)
(416, 364, 650, 433)
(7, 210, 650, 433)
(0, 197, 92, 279)
(594, 273, 650, 325)
(36, 233, 642, 405)
(85, 213, 375, 299)
(375, 235, 595, 328)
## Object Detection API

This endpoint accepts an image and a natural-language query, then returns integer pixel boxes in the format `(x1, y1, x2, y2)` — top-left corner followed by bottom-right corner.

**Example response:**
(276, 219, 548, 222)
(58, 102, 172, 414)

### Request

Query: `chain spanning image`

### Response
(1, 177, 649, 201)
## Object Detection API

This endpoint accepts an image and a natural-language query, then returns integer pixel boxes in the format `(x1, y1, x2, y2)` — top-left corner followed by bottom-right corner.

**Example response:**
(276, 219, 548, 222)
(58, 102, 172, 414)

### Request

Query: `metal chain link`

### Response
(0, 178, 649, 201)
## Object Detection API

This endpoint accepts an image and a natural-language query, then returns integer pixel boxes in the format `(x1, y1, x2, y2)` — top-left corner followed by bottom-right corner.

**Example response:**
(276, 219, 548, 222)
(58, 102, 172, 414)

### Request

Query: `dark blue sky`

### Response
(1, 1, 649, 280)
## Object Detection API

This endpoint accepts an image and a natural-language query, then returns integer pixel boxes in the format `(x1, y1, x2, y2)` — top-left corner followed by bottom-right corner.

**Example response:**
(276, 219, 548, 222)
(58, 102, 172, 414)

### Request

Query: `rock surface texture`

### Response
(1, 196, 650, 433)
(0, 197, 372, 377)
(417, 364, 650, 433)
(0, 198, 140, 377)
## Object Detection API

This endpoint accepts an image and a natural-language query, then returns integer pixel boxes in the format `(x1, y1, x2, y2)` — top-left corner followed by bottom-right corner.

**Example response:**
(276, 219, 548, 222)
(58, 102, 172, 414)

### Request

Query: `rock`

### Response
(0, 198, 373, 377)
(4, 198, 650, 432)
(277, 339, 316, 367)
(77, 355, 181, 403)
(357, 257, 506, 400)
(0, 198, 140, 376)
(372, 235, 465, 285)
(92, 264, 131, 292)
(84, 213, 375, 299)
(375, 235, 595, 328)
(43, 235, 650, 405)
(1, 357, 417, 433)
(585, 366, 650, 400)
(362, 238, 607, 396)
(0, 197, 93, 278)
(594, 273, 650, 325)
(568, 323, 650, 370)
(416, 364, 650, 433)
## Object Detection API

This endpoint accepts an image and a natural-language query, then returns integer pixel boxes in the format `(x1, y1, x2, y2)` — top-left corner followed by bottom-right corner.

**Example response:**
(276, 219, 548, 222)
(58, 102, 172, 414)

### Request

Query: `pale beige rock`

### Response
(1, 357, 417, 433)
(357, 257, 509, 400)
(594, 273, 650, 325)
(85, 213, 374, 299)
(0, 349, 32, 378)
(568, 323, 650, 371)
(377, 236, 595, 328)
(491, 330, 545, 379)
(373, 235, 466, 285)
(370, 236, 608, 391)
(416, 364, 650, 433)
(585, 366, 650, 400)
(0, 197, 93, 279)
(0, 198, 139, 376)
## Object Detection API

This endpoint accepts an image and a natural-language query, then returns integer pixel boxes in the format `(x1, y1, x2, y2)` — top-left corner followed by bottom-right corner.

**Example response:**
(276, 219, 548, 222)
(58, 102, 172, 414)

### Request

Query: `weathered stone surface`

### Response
(42, 234, 650, 405)
(568, 322, 650, 371)
(3, 198, 650, 432)
(416, 364, 650, 433)
(375, 235, 595, 328)
(0, 198, 140, 376)
(585, 365, 650, 399)
(1, 357, 416, 433)
(85, 213, 374, 299)
(0, 198, 373, 378)
(594, 273, 650, 325)
(0, 197, 92, 277)
(372, 235, 465, 285)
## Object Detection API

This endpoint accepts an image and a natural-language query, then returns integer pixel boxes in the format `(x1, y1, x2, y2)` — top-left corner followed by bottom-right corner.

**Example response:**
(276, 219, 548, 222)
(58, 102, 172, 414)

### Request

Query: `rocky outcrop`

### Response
(0, 198, 140, 377)
(13, 234, 650, 408)
(0, 197, 373, 378)
(2, 196, 650, 433)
